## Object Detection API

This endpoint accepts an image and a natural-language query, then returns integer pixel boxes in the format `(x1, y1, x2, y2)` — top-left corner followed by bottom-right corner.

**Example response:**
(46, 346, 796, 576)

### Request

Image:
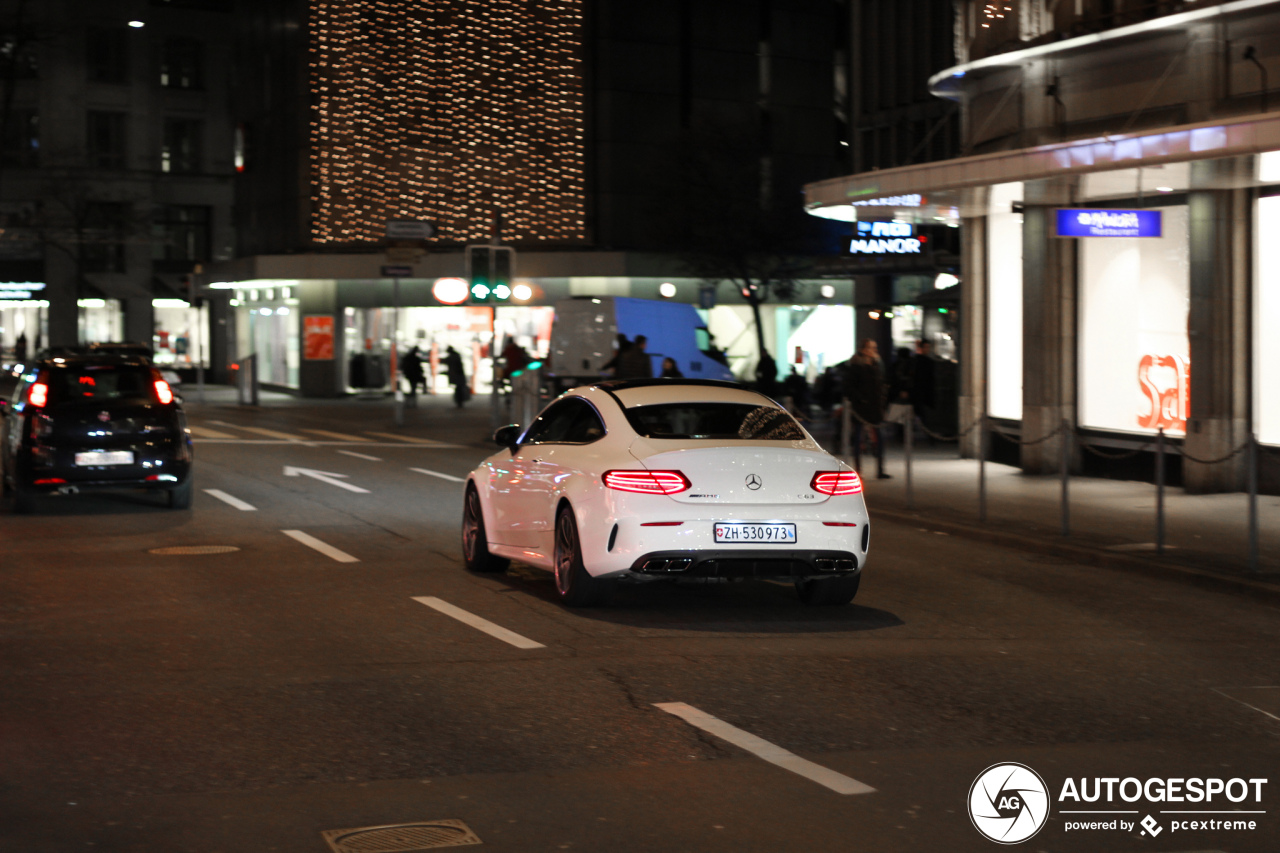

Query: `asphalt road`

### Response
(2, 398, 1278, 853)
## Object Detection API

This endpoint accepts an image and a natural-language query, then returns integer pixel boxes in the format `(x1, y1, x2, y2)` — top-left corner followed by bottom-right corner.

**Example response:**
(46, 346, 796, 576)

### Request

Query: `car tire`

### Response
(553, 505, 615, 607)
(462, 484, 508, 572)
(796, 572, 861, 606)
(168, 478, 193, 509)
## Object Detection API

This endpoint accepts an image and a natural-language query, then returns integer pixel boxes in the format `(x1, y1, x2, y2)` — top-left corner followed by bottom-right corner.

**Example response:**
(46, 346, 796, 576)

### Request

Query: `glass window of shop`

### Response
(987, 182, 1023, 419)
(0, 297, 46, 362)
(152, 299, 209, 368)
(1078, 205, 1189, 436)
(1256, 194, 1280, 446)
(233, 287, 300, 387)
(77, 299, 123, 344)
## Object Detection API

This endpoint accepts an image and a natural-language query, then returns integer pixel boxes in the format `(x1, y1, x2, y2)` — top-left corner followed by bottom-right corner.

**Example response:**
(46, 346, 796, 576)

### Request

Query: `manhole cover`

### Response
(148, 545, 241, 556)
(321, 820, 481, 852)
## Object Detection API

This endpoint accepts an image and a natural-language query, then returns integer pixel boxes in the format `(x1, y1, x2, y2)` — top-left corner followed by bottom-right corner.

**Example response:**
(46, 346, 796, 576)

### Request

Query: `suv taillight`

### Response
(602, 470, 691, 495)
(811, 471, 863, 495)
(154, 379, 174, 405)
(27, 382, 48, 408)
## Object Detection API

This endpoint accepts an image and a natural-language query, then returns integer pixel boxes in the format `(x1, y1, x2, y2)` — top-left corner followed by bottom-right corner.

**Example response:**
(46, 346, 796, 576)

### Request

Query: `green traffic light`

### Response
(471, 283, 491, 300)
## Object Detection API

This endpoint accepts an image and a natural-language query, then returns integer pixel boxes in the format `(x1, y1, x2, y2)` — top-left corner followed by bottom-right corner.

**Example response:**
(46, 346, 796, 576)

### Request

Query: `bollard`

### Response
(1155, 428, 1165, 554)
(1249, 434, 1259, 574)
(978, 414, 987, 524)
(1060, 418, 1070, 537)
(904, 416, 914, 510)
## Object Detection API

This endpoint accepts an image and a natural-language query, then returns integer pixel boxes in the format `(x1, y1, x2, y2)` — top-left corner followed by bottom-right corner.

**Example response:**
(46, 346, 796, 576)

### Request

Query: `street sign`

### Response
(385, 246, 424, 264)
(384, 220, 437, 241)
(381, 265, 414, 278)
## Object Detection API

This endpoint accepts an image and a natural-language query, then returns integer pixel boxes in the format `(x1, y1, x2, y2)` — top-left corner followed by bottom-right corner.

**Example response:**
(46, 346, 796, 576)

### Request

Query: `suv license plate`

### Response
(714, 523, 797, 544)
(75, 450, 134, 466)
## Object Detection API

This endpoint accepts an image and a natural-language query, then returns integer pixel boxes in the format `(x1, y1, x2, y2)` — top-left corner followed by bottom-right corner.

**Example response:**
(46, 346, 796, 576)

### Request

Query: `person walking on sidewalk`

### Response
(401, 346, 426, 400)
(844, 338, 890, 479)
(615, 334, 652, 379)
(444, 345, 470, 408)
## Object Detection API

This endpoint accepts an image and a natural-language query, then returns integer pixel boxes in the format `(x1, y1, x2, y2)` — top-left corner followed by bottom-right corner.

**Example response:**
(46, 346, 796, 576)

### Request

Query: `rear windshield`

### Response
(625, 402, 805, 440)
(48, 365, 154, 404)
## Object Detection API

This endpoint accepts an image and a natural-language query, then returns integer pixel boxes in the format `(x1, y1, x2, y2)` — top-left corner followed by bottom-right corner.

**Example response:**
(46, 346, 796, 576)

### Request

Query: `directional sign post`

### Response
(283, 466, 370, 494)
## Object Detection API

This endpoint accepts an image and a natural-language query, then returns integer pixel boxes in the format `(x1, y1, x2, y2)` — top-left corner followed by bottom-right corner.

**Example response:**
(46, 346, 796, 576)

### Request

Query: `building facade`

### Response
(805, 0, 1280, 492)
(0, 0, 237, 376)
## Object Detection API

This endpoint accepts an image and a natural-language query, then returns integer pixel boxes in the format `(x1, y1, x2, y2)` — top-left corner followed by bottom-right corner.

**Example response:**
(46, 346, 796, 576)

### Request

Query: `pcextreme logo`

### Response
(968, 763, 1050, 844)
(969, 763, 1269, 844)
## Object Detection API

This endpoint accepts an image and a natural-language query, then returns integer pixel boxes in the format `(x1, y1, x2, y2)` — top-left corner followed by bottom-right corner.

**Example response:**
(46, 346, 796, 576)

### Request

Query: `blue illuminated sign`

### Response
(1056, 209, 1162, 238)
(850, 220, 922, 254)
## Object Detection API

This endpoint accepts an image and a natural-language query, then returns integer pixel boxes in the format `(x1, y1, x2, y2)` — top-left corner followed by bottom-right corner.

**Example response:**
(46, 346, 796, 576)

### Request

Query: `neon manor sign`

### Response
(849, 220, 923, 254)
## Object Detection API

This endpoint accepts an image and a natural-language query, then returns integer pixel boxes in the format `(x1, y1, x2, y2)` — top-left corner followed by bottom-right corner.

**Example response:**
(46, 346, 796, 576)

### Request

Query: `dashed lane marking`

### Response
(412, 596, 545, 649)
(228, 425, 312, 442)
(409, 467, 466, 483)
(653, 702, 876, 795)
(187, 425, 238, 439)
(203, 489, 257, 511)
(337, 450, 383, 462)
(302, 428, 374, 442)
(364, 431, 463, 448)
(282, 530, 360, 563)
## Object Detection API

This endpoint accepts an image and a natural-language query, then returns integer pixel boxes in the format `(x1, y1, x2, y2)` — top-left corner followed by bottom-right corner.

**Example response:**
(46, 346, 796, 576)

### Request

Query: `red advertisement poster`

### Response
(303, 315, 335, 360)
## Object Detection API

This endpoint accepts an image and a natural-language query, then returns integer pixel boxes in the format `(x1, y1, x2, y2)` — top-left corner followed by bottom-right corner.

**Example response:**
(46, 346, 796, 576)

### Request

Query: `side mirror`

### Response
(492, 424, 522, 448)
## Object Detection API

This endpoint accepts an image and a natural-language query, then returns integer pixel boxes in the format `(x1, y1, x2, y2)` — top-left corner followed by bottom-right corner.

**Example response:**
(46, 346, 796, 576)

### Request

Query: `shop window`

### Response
(86, 111, 126, 170)
(987, 182, 1023, 420)
(160, 38, 203, 90)
(151, 205, 210, 268)
(86, 27, 129, 83)
(82, 202, 130, 274)
(161, 118, 201, 173)
(1078, 205, 1189, 436)
(1, 109, 38, 167)
(1256, 196, 1280, 445)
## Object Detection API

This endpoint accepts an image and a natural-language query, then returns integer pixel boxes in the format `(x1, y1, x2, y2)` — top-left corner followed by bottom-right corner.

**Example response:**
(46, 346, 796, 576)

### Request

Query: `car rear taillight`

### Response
(154, 379, 174, 405)
(602, 470, 691, 495)
(27, 382, 48, 408)
(811, 471, 863, 495)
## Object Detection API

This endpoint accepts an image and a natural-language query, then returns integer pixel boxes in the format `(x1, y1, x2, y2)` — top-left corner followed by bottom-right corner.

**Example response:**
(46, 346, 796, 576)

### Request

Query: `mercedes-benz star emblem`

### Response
(745, 474, 762, 490)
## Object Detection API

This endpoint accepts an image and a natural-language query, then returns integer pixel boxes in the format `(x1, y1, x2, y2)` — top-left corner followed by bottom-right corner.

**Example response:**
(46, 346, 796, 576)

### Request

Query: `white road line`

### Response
(412, 596, 545, 649)
(233, 425, 312, 442)
(365, 431, 463, 448)
(203, 489, 257, 511)
(410, 467, 465, 483)
(303, 428, 374, 442)
(282, 530, 360, 563)
(337, 449, 383, 462)
(1213, 687, 1280, 723)
(188, 425, 238, 439)
(653, 702, 876, 795)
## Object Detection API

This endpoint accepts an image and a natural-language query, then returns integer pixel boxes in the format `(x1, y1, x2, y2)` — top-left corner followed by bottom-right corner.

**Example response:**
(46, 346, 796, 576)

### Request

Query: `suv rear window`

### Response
(48, 365, 154, 403)
(625, 403, 804, 440)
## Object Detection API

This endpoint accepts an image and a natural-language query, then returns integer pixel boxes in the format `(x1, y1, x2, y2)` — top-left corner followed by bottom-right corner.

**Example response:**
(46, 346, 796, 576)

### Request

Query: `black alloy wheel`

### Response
(462, 484, 509, 572)
(553, 505, 615, 607)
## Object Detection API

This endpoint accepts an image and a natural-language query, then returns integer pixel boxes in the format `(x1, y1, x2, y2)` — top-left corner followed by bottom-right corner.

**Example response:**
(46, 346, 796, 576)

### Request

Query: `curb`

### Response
(870, 506, 1280, 606)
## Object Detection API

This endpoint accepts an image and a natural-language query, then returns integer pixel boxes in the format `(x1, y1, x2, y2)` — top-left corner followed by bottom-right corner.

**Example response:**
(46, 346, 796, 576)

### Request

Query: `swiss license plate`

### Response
(75, 450, 134, 466)
(713, 522, 797, 544)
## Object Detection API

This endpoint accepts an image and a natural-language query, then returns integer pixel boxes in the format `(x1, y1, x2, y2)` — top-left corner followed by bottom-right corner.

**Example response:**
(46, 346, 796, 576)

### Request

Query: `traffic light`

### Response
(466, 245, 516, 303)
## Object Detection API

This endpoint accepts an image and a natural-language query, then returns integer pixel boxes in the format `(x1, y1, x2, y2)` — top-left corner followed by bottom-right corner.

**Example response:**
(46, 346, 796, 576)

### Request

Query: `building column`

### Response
(44, 248, 78, 348)
(123, 297, 154, 347)
(1184, 158, 1251, 493)
(298, 279, 342, 397)
(1021, 178, 1077, 474)
(958, 189, 987, 459)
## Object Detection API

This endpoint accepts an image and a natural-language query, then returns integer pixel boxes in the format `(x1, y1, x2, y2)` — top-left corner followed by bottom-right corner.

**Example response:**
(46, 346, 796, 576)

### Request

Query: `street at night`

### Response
(2, 396, 1277, 852)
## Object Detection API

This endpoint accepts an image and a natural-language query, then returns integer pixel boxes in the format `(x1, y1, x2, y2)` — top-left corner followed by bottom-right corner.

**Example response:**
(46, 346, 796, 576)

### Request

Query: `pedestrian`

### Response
(659, 356, 682, 378)
(755, 351, 778, 397)
(615, 334, 652, 379)
(601, 334, 631, 375)
(15, 332, 26, 362)
(444, 345, 470, 408)
(910, 339, 937, 428)
(402, 345, 426, 399)
(501, 338, 530, 379)
(843, 338, 890, 479)
(783, 367, 810, 417)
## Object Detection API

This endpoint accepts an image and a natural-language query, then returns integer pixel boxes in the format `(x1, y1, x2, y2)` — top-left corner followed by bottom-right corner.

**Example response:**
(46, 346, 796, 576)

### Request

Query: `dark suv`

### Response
(1, 353, 194, 512)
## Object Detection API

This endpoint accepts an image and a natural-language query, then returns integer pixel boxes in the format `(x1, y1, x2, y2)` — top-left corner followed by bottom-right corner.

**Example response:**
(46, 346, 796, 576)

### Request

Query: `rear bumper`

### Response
(629, 548, 859, 580)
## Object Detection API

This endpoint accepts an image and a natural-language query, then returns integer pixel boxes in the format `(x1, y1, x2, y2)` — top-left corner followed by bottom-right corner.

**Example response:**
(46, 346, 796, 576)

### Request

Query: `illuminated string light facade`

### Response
(309, 0, 586, 244)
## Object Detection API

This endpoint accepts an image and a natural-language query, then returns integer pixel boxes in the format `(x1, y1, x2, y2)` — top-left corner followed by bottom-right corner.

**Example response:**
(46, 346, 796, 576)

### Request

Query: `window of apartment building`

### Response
(87, 27, 129, 83)
(0, 35, 39, 80)
(82, 202, 131, 274)
(86, 111, 127, 169)
(2, 109, 38, 167)
(160, 38, 203, 89)
(161, 118, 201, 173)
(151, 205, 210, 268)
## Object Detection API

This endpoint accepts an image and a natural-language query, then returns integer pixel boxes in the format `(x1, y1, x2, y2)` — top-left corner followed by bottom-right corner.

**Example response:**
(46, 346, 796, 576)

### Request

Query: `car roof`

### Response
(579, 379, 777, 409)
(37, 353, 152, 368)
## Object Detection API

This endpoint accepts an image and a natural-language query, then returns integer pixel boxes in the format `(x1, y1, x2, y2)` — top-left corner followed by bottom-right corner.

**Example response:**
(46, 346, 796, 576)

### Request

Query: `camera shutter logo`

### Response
(968, 763, 1050, 844)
